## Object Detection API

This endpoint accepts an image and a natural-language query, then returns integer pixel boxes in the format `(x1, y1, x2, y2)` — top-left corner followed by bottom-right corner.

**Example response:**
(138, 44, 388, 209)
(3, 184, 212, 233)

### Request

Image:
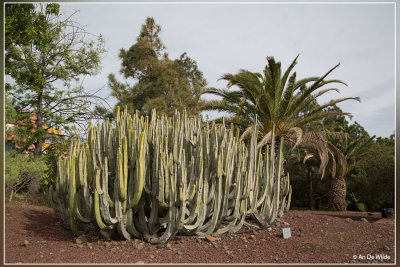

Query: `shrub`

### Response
(5, 151, 48, 201)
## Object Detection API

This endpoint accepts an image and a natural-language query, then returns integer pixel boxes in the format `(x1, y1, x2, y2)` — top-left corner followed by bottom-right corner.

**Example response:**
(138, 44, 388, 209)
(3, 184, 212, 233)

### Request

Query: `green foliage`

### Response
(347, 192, 366, 212)
(50, 108, 291, 242)
(5, 3, 106, 157)
(5, 96, 17, 124)
(5, 151, 49, 199)
(109, 17, 207, 117)
(347, 138, 394, 211)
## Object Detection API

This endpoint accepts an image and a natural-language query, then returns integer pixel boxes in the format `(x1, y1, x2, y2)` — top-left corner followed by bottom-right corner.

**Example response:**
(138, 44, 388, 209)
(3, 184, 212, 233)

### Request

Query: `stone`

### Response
(104, 242, 111, 248)
(250, 235, 256, 240)
(40, 241, 47, 244)
(360, 218, 369, 223)
(134, 244, 143, 250)
(177, 251, 183, 256)
(166, 243, 171, 248)
(383, 245, 390, 251)
(283, 222, 290, 226)
(205, 235, 217, 242)
(156, 244, 165, 249)
(19, 240, 29, 247)
(77, 244, 84, 248)
(345, 218, 352, 222)
(75, 235, 88, 245)
(111, 247, 117, 253)
(267, 227, 272, 232)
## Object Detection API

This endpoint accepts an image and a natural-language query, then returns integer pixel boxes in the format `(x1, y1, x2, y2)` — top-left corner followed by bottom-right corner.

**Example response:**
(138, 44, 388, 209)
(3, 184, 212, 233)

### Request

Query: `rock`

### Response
(156, 244, 165, 249)
(283, 222, 290, 226)
(345, 218, 352, 222)
(19, 240, 29, 247)
(111, 247, 117, 253)
(60, 249, 65, 252)
(177, 251, 183, 256)
(360, 218, 369, 223)
(166, 243, 171, 248)
(75, 235, 88, 245)
(250, 235, 256, 240)
(40, 240, 47, 244)
(267, 227, 272, 232)
(150, 255, 154, 259)
(104, 242, 111, 248)
(77, 244, 84, 248)
(383, 245, 390, 251)
(205, 235, 217, 242)
(134, 244, 143, 250)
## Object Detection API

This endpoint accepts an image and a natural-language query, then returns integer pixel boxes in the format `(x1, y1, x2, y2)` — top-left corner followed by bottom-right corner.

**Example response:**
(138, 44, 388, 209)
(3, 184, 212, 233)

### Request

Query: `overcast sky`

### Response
(58, 2, 395, 138)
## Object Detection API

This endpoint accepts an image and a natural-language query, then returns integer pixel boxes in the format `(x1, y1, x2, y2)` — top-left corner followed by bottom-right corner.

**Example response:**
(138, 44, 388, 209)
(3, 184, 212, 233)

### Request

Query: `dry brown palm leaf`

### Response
(287, 127, 303, 149)
(327, 142, 348, 177)
(256, 131, 272, 149)
(240, 125, 254, 140)
(303, 153, 315, 164)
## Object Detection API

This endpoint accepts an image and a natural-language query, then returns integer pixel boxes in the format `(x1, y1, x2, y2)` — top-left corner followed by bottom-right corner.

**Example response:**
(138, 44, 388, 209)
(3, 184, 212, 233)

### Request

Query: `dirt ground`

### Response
(4, 201, 395, 264)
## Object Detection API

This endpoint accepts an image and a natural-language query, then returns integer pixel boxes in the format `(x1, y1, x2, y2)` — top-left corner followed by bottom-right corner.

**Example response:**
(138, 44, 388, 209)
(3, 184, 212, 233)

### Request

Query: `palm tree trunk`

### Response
(307, 164, 314, 210)
(329, 176, 347, 211)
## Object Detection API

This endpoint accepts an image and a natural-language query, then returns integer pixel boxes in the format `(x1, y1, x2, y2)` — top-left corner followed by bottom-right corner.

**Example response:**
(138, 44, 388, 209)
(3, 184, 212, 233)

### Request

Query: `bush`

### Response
(5, 151, 48, 201)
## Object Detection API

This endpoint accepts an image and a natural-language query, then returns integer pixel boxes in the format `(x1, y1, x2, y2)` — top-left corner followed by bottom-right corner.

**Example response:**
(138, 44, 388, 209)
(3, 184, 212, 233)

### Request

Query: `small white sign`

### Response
(282, 227, 291, 239)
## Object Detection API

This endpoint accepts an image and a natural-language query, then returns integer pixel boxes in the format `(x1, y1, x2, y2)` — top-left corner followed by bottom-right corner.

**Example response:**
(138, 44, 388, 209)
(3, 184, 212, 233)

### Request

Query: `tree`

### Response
(108, 17, 207, 117)
(319, 107, 375, 211)
(6, 3, 106, 193)
(202, 56, 359, 144)
(348, 136, 394, 211)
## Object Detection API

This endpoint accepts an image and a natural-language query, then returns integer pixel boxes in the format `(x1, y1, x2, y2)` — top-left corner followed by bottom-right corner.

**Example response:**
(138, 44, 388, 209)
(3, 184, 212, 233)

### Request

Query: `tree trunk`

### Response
(329, 176, 347, 211)
(307, 164, 314, 210)
(28, 92, 43, 194)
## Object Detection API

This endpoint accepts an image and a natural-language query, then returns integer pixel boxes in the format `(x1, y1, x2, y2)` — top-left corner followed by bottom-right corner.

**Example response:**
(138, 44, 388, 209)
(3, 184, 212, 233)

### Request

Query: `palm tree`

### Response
(202, 56, 361, 212)
(202, 55, 360, 148)
(326, 133, 375, 211)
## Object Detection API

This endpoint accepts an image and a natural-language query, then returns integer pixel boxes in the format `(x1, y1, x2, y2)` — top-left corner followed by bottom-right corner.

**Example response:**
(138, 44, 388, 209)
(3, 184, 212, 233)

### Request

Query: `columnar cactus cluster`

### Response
(50, 108, 291, 244)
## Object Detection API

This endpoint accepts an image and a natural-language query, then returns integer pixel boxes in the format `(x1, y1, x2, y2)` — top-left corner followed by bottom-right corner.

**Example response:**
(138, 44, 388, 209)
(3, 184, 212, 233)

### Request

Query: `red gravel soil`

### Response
(4, 201, 395, 264)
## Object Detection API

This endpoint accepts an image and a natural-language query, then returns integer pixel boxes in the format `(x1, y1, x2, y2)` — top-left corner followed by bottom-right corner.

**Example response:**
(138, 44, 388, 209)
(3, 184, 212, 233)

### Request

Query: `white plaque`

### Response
(282, 227, 291, 239)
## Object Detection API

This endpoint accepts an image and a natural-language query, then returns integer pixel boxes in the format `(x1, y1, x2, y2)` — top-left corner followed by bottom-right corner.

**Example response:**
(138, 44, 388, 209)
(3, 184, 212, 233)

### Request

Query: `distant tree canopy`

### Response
(109, 17, 207, 117)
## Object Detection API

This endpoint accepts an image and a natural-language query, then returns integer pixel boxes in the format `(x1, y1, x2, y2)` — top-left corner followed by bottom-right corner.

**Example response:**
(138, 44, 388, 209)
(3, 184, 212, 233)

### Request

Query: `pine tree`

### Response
(108, 17, 207, 117)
